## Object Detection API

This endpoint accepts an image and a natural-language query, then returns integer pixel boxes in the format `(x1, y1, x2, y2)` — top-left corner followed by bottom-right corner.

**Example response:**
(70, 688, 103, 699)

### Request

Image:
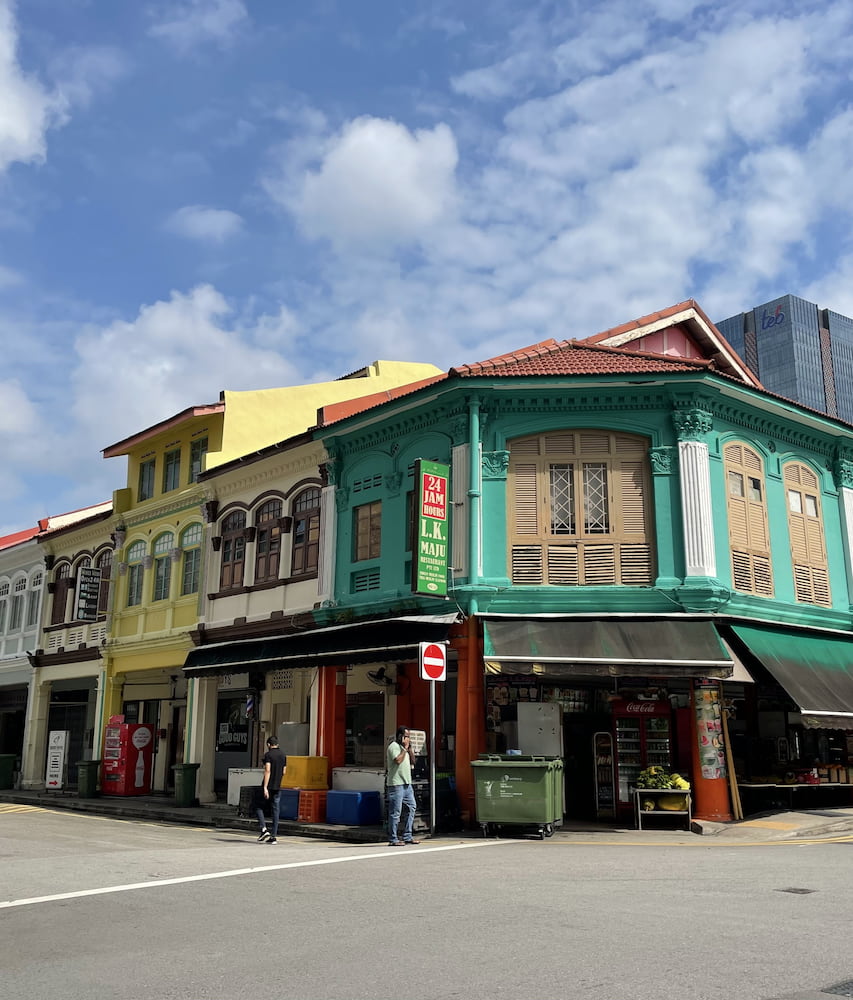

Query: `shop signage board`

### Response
(75, 566, 101, 621)
(419, 641, 447, 682)
(412, 459, 450, 597)
(45, 730, 69, 789)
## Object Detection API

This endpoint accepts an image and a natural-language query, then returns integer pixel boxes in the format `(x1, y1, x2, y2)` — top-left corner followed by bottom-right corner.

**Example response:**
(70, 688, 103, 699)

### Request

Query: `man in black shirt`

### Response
(256, 736, 287, 844)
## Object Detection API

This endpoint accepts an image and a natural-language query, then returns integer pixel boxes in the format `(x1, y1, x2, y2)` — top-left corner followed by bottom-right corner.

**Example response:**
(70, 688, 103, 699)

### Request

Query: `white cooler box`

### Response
(227, 767, 265, 806)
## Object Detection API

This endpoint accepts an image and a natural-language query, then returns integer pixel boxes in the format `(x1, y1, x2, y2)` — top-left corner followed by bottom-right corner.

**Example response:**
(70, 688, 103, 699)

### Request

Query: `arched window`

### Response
(9, 576, 27, 630)
(180, 523, 202, 596)
(96, 549, 112, 614)
(26, 571, 43, 628)
(507, 431, 653, 585)
(784, 462, 830, 606)
(51, 563, 72, 625)
(0, 582, 6, 633)
(219, 510, 246, 590)
(255, 499, 283, 583)
(291, 487, 321, 577)
(724, 443, 773, 597)
(126, 541, 146, 607)
(152, 532, 174, 601)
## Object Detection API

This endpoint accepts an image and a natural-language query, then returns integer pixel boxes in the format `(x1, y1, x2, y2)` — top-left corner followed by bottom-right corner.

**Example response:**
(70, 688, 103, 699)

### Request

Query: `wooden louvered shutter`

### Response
(512, 464, 539, 535)
(785, 462, 830, 607)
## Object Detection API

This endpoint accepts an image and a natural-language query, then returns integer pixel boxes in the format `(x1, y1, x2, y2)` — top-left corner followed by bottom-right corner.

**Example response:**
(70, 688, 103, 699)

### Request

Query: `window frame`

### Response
(254, 499, 283, 584)
(784, 461, 830, 606)
(189, 437, 209, 483)
(138, 458, 156, 502)
(219, 510, 247, 590)
(152, 533, 174, 602)
(290, 488, 321, 577)
(724, 442, 774, 598)
(126, 541, 146, 607)
(163, 449, 182, 493)
(50, 562, 72, 625)
(353, 500, 382, 562)
(180, 523, 203, 595)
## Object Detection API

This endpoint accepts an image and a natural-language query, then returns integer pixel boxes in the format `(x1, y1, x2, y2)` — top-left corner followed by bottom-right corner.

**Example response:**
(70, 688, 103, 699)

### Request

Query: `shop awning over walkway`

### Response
(183, 613, 461, 678)
(730, 623, 853, 730)
(482, 616, 733, 678)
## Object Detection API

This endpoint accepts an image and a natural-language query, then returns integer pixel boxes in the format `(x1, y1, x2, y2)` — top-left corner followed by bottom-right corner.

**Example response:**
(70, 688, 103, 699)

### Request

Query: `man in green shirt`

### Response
(386, 725, 420, 846)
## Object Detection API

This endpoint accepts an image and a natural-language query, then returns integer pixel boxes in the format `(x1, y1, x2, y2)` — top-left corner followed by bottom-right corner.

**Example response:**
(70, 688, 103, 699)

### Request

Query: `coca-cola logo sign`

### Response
(625, 701, 657, 713)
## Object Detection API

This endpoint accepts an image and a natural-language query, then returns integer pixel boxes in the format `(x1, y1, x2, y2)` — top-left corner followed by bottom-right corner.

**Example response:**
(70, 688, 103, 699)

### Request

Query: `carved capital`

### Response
(834, 457, 853, 490)
(335, 487, 350, 512)
(482, 450, 509, 480)
(673, 408, 713, 441)
(385, 472, 403, 496)
(649, 446, 675, 476)
(450, 416, 468, 444)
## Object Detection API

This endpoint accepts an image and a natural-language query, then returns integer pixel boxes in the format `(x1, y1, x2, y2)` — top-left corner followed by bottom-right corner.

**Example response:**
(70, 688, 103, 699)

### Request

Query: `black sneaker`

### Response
(267, 837, 277, 845)
(257, 829, 270, 842)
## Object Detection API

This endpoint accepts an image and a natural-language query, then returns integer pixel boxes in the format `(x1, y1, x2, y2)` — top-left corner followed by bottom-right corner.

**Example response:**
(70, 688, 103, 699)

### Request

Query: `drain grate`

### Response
(775, 887, 817, 894)
(823, 983, 853, 997)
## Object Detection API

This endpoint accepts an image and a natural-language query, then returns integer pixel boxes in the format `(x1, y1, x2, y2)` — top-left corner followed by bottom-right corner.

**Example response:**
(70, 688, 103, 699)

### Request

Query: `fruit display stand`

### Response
(634, 787, 692, 830)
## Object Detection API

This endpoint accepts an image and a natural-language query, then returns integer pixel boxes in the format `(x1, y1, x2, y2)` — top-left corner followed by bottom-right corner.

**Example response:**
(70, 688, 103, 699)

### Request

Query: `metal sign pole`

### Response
(430, 679, 436, 835)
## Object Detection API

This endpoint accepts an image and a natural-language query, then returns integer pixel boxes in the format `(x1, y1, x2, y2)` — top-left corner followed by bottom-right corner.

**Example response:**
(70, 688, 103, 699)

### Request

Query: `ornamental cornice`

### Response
(203, 451, 324, 501)
(833, 456, 853, 490)
(708, 399, 833, 458)
(120, 492, 207, 528)
(324, 404, 460, 458)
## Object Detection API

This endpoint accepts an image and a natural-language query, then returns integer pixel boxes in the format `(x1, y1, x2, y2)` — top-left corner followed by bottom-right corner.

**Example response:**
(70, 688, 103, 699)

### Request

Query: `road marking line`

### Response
(739, 820, 799, 829)
(0, 839, 514, 910)
(544, 834, 853, 847)
(0, 804, 42, 814)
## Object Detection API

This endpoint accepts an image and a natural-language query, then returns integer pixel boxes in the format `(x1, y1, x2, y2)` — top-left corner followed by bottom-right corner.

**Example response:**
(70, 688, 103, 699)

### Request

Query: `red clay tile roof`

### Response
(450, 337, 714, 378)
(318, 374, 448, 426)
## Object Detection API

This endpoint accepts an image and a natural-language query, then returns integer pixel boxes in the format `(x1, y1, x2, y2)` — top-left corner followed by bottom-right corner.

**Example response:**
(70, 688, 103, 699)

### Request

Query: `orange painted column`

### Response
(452, 622, 472, 822)
(317, 665, 347, 783)
(690, 679, 733, 822)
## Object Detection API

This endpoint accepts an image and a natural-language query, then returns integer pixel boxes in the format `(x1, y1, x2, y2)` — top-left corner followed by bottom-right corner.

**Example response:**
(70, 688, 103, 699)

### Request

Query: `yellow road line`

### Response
(0, 804, 42, 814)
(544, 834, 853, 847)
(739, 820, 799, 830)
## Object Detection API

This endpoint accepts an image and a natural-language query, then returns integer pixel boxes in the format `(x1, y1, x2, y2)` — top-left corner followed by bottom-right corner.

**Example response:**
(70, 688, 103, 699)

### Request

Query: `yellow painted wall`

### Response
(211, 360, 442, 469)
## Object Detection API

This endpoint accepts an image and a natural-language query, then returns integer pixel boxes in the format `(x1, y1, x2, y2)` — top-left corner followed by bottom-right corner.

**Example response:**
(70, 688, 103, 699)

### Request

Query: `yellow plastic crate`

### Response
(281, 756, 329, 790)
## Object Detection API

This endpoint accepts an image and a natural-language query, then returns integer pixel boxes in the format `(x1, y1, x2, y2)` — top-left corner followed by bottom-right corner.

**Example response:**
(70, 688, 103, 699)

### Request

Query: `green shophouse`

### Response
(304, 300, 853, 828)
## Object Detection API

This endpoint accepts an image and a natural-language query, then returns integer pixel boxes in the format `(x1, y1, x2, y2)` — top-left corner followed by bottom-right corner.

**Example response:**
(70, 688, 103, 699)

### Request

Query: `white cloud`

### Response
(270, 116, 459, 252)
(148, 0, 249, 53)
(49, 45, 130, 108)
(165, 204, 244, 243)
(0, 0, 65, 172)
(71, 284, 301, 449)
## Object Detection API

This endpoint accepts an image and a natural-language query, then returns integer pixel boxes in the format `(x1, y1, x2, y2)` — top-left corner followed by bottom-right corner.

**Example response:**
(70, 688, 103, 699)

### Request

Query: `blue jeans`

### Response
(387, 783, 417, 843)
(257, 789, 281, 837)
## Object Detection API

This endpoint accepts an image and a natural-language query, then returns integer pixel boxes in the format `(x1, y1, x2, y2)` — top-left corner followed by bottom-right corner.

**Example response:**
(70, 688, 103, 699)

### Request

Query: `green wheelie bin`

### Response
(172, 763, 201, 807)
(76, 759, 101, 798)
(0, 753, 16, 789)
(471, 755, 563, 839)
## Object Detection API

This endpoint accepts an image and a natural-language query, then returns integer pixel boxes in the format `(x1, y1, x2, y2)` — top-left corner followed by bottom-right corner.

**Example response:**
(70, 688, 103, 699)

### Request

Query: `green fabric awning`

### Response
(731, 624, 853, 729)
(183, 613, 460, 678)
(482, 617, 733, 679)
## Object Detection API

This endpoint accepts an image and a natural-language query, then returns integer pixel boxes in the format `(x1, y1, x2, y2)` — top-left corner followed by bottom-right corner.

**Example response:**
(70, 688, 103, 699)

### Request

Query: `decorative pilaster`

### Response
(673, 407, 713, 441)
(679, 440, 717, 578)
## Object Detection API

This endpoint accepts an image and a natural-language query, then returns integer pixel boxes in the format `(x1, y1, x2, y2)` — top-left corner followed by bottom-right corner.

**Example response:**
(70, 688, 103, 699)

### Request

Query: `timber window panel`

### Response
(180, 524, 203, 596)
(254, 500, 283, 583)
(219, 511, 246, 590)
(163, 449, 181, 493)
(784, 462, 830, 606)
(126, 541, 146, 607)
(290, 488, 321, 577)
(153, 533, 174, 601)
(9, 576, 26, 630)
(51, 563, 72, 624)
(724, 443, 774, 597)
(138, 458, 155, 502)
(507, 431, 654, 585)
(353, 500, 382, 562)
(96, 550, 112, 613)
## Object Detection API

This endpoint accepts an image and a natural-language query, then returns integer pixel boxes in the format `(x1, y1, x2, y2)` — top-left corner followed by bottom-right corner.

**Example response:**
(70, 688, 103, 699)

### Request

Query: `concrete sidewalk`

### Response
(3, 787, 853, 844)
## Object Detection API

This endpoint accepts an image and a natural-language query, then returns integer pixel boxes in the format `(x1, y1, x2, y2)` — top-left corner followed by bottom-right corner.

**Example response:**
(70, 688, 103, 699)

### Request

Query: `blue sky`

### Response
(2, 0, 853, 534)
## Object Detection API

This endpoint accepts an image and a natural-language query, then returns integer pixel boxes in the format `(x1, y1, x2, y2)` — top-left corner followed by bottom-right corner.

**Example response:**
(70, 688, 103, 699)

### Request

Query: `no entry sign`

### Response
(419, 641, 447, 682)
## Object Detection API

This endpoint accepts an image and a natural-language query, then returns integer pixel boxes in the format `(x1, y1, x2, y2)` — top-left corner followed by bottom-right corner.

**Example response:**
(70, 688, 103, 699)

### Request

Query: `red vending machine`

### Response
(102, 718, 155, 796)
(612, 700, 673, 818)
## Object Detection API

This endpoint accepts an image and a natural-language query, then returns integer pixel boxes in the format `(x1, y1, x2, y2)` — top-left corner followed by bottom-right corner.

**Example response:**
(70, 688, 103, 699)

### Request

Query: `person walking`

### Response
(386, 726, 420, 846)
(256, 735, 287, 844)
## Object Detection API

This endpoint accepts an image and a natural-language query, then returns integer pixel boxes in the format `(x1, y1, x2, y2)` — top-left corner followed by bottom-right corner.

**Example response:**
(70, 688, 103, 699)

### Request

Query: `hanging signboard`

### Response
(45, 730, 69, 790)
(75, 566, 102, 622)
(412, 459, 450, 597)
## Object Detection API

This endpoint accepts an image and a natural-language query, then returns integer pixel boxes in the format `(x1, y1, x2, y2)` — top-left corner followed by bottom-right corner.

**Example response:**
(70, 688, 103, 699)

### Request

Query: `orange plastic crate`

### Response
(297, 790, 327, 823)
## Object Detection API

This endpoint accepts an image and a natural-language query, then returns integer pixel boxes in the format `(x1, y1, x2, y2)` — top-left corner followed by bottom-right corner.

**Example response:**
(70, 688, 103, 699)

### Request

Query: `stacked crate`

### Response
(281, 756, 329, 823)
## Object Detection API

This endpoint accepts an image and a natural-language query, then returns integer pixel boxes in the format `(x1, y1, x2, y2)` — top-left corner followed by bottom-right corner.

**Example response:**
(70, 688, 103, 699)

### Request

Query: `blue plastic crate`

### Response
(325, 789, 382, 826)
(280, 788, 300, 820)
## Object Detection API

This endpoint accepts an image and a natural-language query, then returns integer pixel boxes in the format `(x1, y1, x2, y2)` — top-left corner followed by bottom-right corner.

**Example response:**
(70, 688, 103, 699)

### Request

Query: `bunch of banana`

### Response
(669, 773, 691, 790)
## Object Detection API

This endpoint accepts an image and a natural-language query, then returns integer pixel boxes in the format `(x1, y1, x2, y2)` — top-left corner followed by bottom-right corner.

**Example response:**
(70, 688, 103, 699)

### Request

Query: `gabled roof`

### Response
(318, 374, 447, 426)
(450, 338, 716, 378)
(579, 299, 761, 387)
(37, 501, 113, 539)
(103, 404, 224, 458)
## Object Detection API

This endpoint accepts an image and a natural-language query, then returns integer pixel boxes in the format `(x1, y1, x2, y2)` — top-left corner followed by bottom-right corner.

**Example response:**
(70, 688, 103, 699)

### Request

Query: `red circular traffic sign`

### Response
(420, 642, 447, 681)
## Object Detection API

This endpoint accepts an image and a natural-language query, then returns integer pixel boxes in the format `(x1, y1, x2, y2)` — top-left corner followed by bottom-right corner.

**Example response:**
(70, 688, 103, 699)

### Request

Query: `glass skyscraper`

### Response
(717, 294, 853, 424)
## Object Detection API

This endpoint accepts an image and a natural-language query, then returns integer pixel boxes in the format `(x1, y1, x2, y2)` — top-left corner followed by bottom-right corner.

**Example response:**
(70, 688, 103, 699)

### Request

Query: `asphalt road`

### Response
(2, 806, 852, 1000)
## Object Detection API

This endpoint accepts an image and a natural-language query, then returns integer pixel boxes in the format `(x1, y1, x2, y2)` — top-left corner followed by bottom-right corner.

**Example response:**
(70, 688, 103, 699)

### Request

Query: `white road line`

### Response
(0, 839, 514, 910)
